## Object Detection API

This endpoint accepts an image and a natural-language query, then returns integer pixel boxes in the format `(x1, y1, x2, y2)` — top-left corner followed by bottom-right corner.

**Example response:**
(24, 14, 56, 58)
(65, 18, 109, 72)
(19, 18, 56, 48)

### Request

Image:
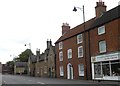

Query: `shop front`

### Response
(91, 52, 120, 81)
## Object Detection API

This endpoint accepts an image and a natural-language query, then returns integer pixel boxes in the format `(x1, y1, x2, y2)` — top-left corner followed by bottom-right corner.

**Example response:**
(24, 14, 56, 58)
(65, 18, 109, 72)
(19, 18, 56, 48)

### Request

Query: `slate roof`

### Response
(90, 5, 120, 29)
(30, 55, 37, 63)
(55, 5, 120, 44)
(15, 62, 27, 67)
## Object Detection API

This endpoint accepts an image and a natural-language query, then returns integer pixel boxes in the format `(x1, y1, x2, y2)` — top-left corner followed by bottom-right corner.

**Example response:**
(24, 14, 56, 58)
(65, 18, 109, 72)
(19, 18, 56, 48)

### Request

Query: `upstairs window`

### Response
(59, 42, 63, 50)
(78, 46, 83, 58)
(59, 51, 63, 61)
(68, 49, 72, 59)
(77, 34, 83, 44)
(99, 40, 106, 53)
(98, 26, 105, 35)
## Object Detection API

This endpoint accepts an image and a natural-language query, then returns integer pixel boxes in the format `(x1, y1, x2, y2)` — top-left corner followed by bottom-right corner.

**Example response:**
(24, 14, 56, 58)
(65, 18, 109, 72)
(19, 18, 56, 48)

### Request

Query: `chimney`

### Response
(62, 23, 70, 35)
(47, 39, 52, 49)
(36, 48, 40, 56)
(95, 0, 107, 18)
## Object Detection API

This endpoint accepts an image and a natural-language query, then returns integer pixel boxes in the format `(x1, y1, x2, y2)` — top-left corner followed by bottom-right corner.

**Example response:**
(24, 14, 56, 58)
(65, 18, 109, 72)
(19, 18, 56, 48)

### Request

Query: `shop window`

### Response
(94, 62, 102, 78)
(102, 61, 110, 76)
(111, 60, 120, 76)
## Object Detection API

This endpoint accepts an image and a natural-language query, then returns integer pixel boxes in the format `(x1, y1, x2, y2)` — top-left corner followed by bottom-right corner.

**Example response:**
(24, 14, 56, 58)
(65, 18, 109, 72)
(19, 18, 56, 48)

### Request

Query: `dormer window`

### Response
(98, 26, 105, 35)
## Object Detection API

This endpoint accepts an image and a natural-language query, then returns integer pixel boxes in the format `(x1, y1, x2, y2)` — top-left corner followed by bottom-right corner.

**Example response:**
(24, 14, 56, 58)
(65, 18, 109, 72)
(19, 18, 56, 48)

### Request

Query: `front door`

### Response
(67, 63, 73, 79)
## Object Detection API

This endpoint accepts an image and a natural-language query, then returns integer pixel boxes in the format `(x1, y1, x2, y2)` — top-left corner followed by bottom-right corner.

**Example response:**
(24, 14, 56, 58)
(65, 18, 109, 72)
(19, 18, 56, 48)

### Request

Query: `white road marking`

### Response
(23, 79, 26, 80)
(37, 81, 45, 84)
(2, 81, 6, 84)
(28, 80, 32, 81)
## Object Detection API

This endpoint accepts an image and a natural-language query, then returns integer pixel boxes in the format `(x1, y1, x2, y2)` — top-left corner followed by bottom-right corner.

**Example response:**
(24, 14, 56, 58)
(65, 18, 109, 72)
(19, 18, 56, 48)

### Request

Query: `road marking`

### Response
(29, 80, 32, 81)
(2, 81, 6, 84)
(37, 82, 45, 84)
(23, 79, 26, 80)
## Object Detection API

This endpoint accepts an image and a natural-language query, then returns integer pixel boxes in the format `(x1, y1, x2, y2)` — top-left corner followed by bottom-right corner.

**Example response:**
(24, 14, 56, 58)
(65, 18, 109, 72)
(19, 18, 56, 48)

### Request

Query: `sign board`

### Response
(91, 52, 120, 62)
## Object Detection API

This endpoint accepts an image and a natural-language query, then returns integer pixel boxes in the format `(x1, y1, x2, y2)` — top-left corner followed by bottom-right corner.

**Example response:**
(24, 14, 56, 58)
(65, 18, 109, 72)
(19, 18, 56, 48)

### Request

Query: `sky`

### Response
(0, 0, 119, 64)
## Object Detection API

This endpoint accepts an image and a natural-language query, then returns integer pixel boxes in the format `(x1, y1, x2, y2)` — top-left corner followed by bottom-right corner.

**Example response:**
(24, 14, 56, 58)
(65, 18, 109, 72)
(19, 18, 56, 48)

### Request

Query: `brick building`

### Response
(55, 1, 120, 80)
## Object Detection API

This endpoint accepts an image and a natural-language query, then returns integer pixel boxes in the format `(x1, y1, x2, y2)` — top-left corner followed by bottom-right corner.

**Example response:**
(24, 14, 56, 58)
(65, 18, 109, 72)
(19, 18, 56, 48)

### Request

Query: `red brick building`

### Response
(55, 1, 120, 80)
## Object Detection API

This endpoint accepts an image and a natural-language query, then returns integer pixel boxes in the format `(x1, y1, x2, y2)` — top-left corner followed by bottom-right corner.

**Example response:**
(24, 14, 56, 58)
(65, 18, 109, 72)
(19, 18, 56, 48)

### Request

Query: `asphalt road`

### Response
(1, 74, 119, 86)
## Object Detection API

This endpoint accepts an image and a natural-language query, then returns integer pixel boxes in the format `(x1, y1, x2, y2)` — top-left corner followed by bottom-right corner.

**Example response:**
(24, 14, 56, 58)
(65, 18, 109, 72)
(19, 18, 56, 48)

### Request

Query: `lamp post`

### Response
(73, 5, 87, 80)
(24, 43, 31, 75)
(24, 43, 31, 50)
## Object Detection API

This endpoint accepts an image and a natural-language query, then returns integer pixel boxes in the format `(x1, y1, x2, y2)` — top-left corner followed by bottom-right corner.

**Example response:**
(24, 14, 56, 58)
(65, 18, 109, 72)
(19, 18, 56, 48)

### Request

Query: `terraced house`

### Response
(55, 1, 120, 81)
(28, 40, 56, 78)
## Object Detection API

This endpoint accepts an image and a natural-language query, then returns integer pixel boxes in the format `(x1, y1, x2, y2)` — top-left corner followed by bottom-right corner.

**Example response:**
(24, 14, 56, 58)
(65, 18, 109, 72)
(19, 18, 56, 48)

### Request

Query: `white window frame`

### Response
(99, 40, 106, 53)
(77, 34, 83, 44)
(78, 46, 83, 58)
(67, 49, 72, 59)
(59, 51, 63, 61)
(78, 64, 84, 76)
(98, 26, 105, 35)
(59, 42, 63, 50)
(60, 66, 64, 76)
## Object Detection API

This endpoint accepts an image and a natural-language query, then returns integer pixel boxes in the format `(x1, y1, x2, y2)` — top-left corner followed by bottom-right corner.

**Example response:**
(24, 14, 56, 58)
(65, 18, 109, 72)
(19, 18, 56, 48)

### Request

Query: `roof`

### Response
(55, 5, 120, 44)
(30, 55, 37, 63)
(15, 62, 27, 67)
(90, 5, 120, 29)
(55, 18, 95, 44)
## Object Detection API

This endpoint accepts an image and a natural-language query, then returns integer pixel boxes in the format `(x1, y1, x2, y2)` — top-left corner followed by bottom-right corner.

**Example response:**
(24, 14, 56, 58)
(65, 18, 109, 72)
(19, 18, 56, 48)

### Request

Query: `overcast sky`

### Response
(0, 0, 119, 64)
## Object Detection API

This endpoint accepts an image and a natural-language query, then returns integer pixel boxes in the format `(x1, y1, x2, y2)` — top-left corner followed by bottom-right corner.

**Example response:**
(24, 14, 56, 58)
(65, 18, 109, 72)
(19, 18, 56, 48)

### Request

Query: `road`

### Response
(1, 74, 119, 86)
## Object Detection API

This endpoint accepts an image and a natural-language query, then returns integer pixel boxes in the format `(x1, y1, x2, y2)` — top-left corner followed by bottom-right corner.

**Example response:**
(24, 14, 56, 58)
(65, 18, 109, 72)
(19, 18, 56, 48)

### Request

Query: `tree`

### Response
(18, 49, 33, 62)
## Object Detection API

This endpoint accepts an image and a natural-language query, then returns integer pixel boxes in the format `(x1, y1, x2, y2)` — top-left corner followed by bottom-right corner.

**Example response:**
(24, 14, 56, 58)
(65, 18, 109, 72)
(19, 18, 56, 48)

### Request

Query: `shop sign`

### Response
(91, 52, 120, 62)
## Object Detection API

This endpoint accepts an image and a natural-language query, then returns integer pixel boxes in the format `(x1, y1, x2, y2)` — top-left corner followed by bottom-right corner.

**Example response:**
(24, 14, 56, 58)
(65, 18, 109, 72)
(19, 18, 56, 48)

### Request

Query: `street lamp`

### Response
(24, 43, 31, 49)
(73, 5, 87, 80)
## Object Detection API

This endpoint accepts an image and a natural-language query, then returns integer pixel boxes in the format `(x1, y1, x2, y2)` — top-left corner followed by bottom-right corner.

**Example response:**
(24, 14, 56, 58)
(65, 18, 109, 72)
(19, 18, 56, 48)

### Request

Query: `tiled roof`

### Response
(15, 62, 27, 67)
(90, 5, 120, 29)
(55, 5, 120, 44)
(30, 55, 37, 63)
(55, 18, 95, 43)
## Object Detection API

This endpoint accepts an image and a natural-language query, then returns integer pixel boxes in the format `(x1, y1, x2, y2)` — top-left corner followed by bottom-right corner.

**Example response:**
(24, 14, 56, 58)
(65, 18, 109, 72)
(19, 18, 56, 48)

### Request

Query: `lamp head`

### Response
(73, 7, 77, 12)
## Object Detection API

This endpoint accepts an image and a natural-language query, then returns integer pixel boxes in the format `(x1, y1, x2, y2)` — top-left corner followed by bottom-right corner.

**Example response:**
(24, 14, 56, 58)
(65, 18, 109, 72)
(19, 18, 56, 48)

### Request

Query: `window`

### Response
(78, 64, 84, 76)
(59, 42, 63, 50)
(94, 62, 102, 78)
(60, 66, 64, 76)
(111, 60, 120, 76)
(78, 46, 83, 58)
(102, 61, 110, 76)
(44, 66, 47, 73)
(59, 51, 63, 61)
(77, 34, 83, 44)
(67, 49, 72, 59)
(98, 26, 105, 35)
(99, 41, 106, 53)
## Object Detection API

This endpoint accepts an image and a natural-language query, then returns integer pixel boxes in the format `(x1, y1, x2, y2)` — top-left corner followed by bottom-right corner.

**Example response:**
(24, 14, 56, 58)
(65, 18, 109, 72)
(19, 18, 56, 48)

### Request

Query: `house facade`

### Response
(0, 62, 2, 74)
(35, 40, 56, 78)
(90, 2, 120, 81)
(55, 1, 120, 80)
(14, 62, 28, 75)
(28, 55, 36, 76)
